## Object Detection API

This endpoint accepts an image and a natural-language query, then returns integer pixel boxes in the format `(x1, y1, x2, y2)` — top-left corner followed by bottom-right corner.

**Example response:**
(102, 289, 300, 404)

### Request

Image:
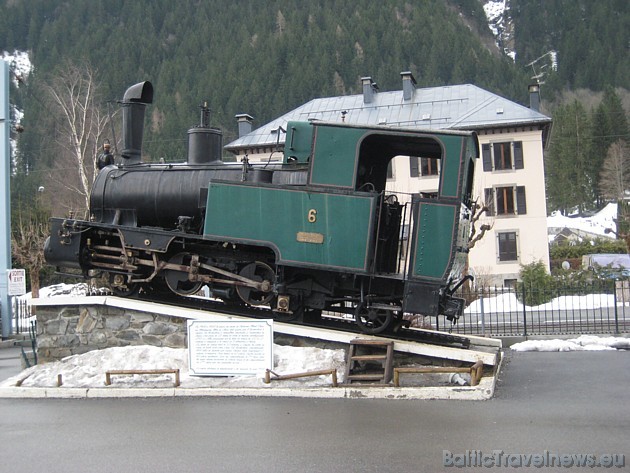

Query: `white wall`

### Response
(386, 128, 550, 286)
(469, 128, 550, 286)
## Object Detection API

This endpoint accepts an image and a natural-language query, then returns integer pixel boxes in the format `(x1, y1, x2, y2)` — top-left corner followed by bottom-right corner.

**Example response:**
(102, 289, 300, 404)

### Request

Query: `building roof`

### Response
(226, 82, 552, 152)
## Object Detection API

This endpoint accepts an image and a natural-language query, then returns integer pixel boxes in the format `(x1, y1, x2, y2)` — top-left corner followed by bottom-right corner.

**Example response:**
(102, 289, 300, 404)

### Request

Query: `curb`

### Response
(0, 375, 496, 400)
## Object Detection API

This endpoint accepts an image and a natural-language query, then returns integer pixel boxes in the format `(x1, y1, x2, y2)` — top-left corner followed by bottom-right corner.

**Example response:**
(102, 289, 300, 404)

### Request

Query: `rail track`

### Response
(131, 291, 472, 349)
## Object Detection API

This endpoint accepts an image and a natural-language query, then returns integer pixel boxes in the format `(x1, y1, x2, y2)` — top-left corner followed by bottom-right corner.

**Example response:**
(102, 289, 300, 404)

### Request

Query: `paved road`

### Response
(0, 346, 23, 382)
(0, 349, 628, 472)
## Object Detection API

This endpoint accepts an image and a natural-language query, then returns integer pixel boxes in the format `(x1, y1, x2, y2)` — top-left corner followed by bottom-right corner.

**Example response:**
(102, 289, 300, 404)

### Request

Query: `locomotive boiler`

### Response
(45, 81, 477, 334)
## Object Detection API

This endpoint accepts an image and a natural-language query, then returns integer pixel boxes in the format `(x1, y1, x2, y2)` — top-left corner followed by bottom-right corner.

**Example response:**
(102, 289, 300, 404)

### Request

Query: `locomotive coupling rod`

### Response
(109, 253, 271, 292)
(196, 261, 271, 292)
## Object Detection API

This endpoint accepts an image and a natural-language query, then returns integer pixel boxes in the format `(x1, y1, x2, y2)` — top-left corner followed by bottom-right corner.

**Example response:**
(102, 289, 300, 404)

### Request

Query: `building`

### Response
(225, 73, 552, 286)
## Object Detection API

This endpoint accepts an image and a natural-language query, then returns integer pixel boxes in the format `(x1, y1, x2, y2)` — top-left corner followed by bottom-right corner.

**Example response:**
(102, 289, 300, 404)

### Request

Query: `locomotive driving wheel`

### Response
(355, 304, 393, 334)
(108, 273, 139, 297)
(236, 262, 275, 306)
(164, 252, 203, 296)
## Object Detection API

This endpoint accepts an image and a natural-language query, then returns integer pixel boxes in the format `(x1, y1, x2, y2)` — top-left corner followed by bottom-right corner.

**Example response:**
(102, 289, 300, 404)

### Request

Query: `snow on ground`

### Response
(4, 334, 627, 389)
(547, 202, 618, 240)
(464, 291, 618, 314)
(1, 344, 347, 389)
(511, 335, 630, 352)
(483, 0, 507, 37)
(1, 50, 32, 85)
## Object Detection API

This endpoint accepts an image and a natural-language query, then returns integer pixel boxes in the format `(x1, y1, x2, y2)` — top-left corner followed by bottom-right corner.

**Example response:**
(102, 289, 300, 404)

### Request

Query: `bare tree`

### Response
(468, 197, 493, 250)
(599, 140, 630, 247)
(43, 62, 112, 218)
(599, 140, 629, 201)
(11, 210, 49, 301)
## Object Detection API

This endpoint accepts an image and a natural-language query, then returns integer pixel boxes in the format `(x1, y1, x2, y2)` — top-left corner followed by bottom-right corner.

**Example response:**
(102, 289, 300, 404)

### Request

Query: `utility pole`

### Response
(0, 60, 12, 338)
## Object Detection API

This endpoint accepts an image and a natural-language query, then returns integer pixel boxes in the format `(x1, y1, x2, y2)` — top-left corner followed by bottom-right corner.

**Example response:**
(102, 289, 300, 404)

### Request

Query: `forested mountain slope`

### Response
(1, 0, 628, 208)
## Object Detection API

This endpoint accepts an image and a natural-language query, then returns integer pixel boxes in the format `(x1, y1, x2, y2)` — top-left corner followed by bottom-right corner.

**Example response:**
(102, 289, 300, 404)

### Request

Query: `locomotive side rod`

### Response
(90, 250, 272, 293)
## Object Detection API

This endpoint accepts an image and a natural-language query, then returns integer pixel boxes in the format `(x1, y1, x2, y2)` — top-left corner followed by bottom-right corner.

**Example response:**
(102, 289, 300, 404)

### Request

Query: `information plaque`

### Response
(187, 319, 274, 376)
(7, 269, 26, 296)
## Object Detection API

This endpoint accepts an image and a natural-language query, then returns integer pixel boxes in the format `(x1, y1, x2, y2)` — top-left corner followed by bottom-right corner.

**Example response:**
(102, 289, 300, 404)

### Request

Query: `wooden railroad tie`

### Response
(105, 369, 181, 387)
(264, 368, 338, 387)
(393, 360, 484, 387)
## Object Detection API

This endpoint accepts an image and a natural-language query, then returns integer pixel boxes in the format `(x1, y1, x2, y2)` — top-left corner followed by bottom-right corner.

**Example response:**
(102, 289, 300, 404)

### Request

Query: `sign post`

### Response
(0, 60, 12, 338)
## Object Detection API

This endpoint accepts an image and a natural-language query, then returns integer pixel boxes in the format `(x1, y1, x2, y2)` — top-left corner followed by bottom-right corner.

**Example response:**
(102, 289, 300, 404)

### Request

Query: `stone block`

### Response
(164, 332, 187, 348)
(104, 315, 130, 331)
(129, 313, 155, 324)
(140, 334, 163, 346)
(56, 334, 80, 348)
(116, 330, 141, 342)
(48, 348, 73, 359)
(36, 311, 59, 324)
(76, 309, 99, 333)
(143, 322, 176, 336)
(87, 331, 108, 346)
(36, 336, 57, 348)
(60, 307, 81, 318)
(71, 346, 95, 356)
(44, 318, 69, 336)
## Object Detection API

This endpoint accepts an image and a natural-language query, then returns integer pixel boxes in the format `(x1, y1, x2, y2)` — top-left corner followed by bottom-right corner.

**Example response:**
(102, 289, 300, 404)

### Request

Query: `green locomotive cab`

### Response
(204, 120, 477, 332)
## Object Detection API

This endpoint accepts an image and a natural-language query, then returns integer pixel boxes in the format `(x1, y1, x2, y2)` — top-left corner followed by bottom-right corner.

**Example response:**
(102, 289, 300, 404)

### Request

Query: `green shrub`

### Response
(517, 261, 556, 306)
(549, 238, 628, 260)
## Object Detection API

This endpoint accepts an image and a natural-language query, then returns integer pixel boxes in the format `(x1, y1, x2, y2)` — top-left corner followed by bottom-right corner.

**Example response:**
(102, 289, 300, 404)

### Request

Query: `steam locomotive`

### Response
(45, 81, 477, 334)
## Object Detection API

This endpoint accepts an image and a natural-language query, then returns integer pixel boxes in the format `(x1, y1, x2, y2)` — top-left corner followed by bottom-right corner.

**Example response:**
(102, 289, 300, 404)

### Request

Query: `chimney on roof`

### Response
(528, 84, 541, 112)
(361, 76, 378, 104)
(235, 113, 254, 137)
(401, 71, 416, 101)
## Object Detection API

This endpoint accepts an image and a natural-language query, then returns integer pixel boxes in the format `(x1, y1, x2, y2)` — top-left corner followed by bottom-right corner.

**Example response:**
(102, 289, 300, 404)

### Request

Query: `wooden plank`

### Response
(350, 355, 388, 361)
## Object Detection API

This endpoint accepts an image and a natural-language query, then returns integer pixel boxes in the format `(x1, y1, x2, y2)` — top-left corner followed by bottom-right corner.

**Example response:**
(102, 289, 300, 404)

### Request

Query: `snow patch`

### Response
(483, 0, 516, 61)
(1, 50, 32, 86)
(1, 344, 347, 389)
(547, 203, 618, 243)
(511, 335, 630, 352)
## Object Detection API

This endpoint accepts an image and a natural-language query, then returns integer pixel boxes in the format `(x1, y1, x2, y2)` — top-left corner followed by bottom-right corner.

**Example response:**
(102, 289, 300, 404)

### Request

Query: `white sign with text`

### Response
(187, 319, 273, 376)
(7, 269, 26, 296)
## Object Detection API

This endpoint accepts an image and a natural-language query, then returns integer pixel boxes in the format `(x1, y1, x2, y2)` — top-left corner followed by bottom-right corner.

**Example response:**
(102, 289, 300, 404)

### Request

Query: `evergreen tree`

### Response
(546, 100, 594, 214)
(591, 87, 630, 205)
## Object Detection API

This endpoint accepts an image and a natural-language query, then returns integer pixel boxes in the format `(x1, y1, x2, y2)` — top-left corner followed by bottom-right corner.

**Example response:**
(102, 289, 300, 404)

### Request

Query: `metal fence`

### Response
(12, 297, 32, 334)
(8, 281, 630, 338)
(437, 280, 630, 337)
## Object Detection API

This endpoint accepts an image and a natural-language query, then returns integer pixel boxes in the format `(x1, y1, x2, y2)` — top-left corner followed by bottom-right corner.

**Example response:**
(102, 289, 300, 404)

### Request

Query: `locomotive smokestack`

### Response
(121, 81, 153, 164)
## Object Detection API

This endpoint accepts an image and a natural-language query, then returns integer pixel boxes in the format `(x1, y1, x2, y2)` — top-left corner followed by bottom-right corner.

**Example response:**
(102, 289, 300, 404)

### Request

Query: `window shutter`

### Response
(493, 143, 503, 170)
(514, 141, 524, 169)
(387, 161, 393, 179)
(516, 186, 527, 214)
(482, 144, 492, 171)
(498, 232, 518, 261)
(409, 157, 419, 177)
(484, 188, 495, 216)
